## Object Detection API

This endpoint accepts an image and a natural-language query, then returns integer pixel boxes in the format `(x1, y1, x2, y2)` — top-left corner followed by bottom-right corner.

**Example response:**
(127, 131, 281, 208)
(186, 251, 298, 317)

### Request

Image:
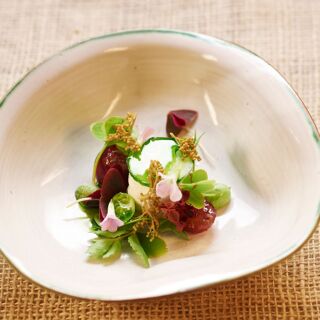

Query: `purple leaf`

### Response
(166, 109, 198, 136)
(99, 168, 127, 221)
(82, 189, 101, 208)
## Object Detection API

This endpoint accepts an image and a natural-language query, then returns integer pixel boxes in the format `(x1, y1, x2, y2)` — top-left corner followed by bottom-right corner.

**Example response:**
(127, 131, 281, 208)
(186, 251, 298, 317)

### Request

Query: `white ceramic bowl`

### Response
(0, 30, 319, 301)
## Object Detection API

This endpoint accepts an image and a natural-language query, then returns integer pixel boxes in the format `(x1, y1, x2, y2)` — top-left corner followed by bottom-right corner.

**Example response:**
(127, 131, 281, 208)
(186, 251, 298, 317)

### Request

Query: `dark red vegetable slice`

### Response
(95, 145, 129, 186)
(99, 167, 127, 221)
(82, 189, 101, 208)
(166, 109, 198, 136)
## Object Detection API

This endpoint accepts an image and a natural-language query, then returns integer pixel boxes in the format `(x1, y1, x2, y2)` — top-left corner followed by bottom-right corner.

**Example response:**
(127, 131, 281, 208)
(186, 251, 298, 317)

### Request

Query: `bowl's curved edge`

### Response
(0, 28, 319, 301)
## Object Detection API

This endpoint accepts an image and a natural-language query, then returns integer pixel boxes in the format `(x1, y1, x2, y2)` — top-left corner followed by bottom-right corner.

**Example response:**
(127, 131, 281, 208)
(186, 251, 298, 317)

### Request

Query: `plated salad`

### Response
(74, 110, 231, 267)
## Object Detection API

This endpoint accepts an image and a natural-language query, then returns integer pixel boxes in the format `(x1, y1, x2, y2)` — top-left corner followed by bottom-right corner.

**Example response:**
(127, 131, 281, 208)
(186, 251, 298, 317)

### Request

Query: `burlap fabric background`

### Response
(0, 1, 319, 319)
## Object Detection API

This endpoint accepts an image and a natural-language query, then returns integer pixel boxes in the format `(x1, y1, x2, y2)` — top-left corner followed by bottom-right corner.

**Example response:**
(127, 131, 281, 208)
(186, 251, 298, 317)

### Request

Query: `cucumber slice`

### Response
(127, 137, 193, 186)
(165, 146, 194, 180)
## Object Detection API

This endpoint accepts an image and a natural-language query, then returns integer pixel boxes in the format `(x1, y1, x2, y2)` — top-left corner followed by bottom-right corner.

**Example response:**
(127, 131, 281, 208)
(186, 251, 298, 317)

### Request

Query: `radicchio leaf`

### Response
(166, 109, 198, 136)
(99, 168, 128, 221)
(82, 189, 101, 208)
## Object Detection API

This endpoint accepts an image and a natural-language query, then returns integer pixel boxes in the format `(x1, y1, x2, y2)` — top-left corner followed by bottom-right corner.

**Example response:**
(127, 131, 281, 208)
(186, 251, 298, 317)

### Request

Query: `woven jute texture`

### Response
(0, 1, 319, 319)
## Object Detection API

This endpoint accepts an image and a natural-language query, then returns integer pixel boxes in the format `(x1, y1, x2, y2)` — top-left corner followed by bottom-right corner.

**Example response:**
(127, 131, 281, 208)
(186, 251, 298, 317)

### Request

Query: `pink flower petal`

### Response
(156, 174, 182, 202)
(100, 204, 124, 232)
(169, 182, 182, 202)
(156, 179, 172, 199)
(101, 218, 119, 232)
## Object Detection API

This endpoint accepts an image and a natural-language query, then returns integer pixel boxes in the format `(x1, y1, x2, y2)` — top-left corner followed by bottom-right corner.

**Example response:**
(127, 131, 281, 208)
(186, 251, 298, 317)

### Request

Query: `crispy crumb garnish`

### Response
(170, 133, 201, 161)
(134, 160, 164, 240)
(107, 112, 141, 153)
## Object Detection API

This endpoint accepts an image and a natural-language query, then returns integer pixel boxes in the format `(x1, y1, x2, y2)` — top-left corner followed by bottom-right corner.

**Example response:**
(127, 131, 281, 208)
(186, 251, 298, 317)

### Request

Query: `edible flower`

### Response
(100, 202, 124, 232)
(156, 173, 182, 202)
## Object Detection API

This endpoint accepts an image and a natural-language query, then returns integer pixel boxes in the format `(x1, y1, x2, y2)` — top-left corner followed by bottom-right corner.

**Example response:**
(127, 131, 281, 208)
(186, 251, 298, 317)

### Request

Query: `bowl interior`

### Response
(0, 31, 319, 300)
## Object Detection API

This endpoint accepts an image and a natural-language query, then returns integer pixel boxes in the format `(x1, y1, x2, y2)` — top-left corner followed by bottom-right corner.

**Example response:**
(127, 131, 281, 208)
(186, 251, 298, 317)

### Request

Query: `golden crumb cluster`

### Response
(134, 160, 164, 240)
(146, 160, 164, 187)
(170, 133, 201, 161)
(107, 112, 141, 153)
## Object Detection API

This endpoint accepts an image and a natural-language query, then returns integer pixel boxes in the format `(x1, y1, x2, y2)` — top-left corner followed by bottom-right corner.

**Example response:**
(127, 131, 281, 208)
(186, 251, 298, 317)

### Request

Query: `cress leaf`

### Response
(90, 218, 101, 231)
(92, 224, 132, 239)
(75, 185, 100, 219)
(75, 184, 99, 200)
(102, 240, 122, 260)
(187, 189, 205, 209)
(190, 169, 208, 182)
(138, 234, 167, 258)
(90, 122, 106, 140)
(159, 220, 189, 240)
(104, 116, 124, 136)
(180, 180, 215, 193)
(87, 238, 114, 259)
(180, 169, 231, 209)
(192, 180, 215, 193)
(181, 169, 208, 184)
(78, 206, 99, 220)
(205, 183, 231, 209)
(90, 117, 124, 141)
(128, 234, 149, 268)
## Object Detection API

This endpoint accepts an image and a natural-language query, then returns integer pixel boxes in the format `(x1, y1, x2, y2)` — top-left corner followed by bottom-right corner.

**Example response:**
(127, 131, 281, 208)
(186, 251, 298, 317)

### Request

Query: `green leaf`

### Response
(75, 184, 99, 200)
(87, 238, 122, 261)
(128, 234, 149, 268)
(77, 206, 99, 219)
(138, 234, 167, 258)
(92, 226, 131, 239)
(179, 169, 231, 210)
(90, 121, 106, 140)
(205, 184, 231, 209)
(159, 220, 189, 240)
(74, 185, 100, 219)
(87, 238, 114, 259)
(102, 240, 121, 259)
(180, 180, 215, 192)
(180, 170, 212, 194)
(193, 180, 215, 193)
(90, 217, 101, 231)
(187, 190, 204, 209)
(181, 169, 208, 184)
(190, 169, 208, 182)
(90, 117, 124, 141)
(104, 116, 124, 135)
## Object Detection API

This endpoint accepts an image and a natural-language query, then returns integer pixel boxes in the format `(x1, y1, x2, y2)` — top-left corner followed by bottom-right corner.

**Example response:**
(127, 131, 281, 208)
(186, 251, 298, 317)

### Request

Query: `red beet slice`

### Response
(166, 109, 198, 136)
(95, 145, 129, 186)
(99, 167, 127, 221)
